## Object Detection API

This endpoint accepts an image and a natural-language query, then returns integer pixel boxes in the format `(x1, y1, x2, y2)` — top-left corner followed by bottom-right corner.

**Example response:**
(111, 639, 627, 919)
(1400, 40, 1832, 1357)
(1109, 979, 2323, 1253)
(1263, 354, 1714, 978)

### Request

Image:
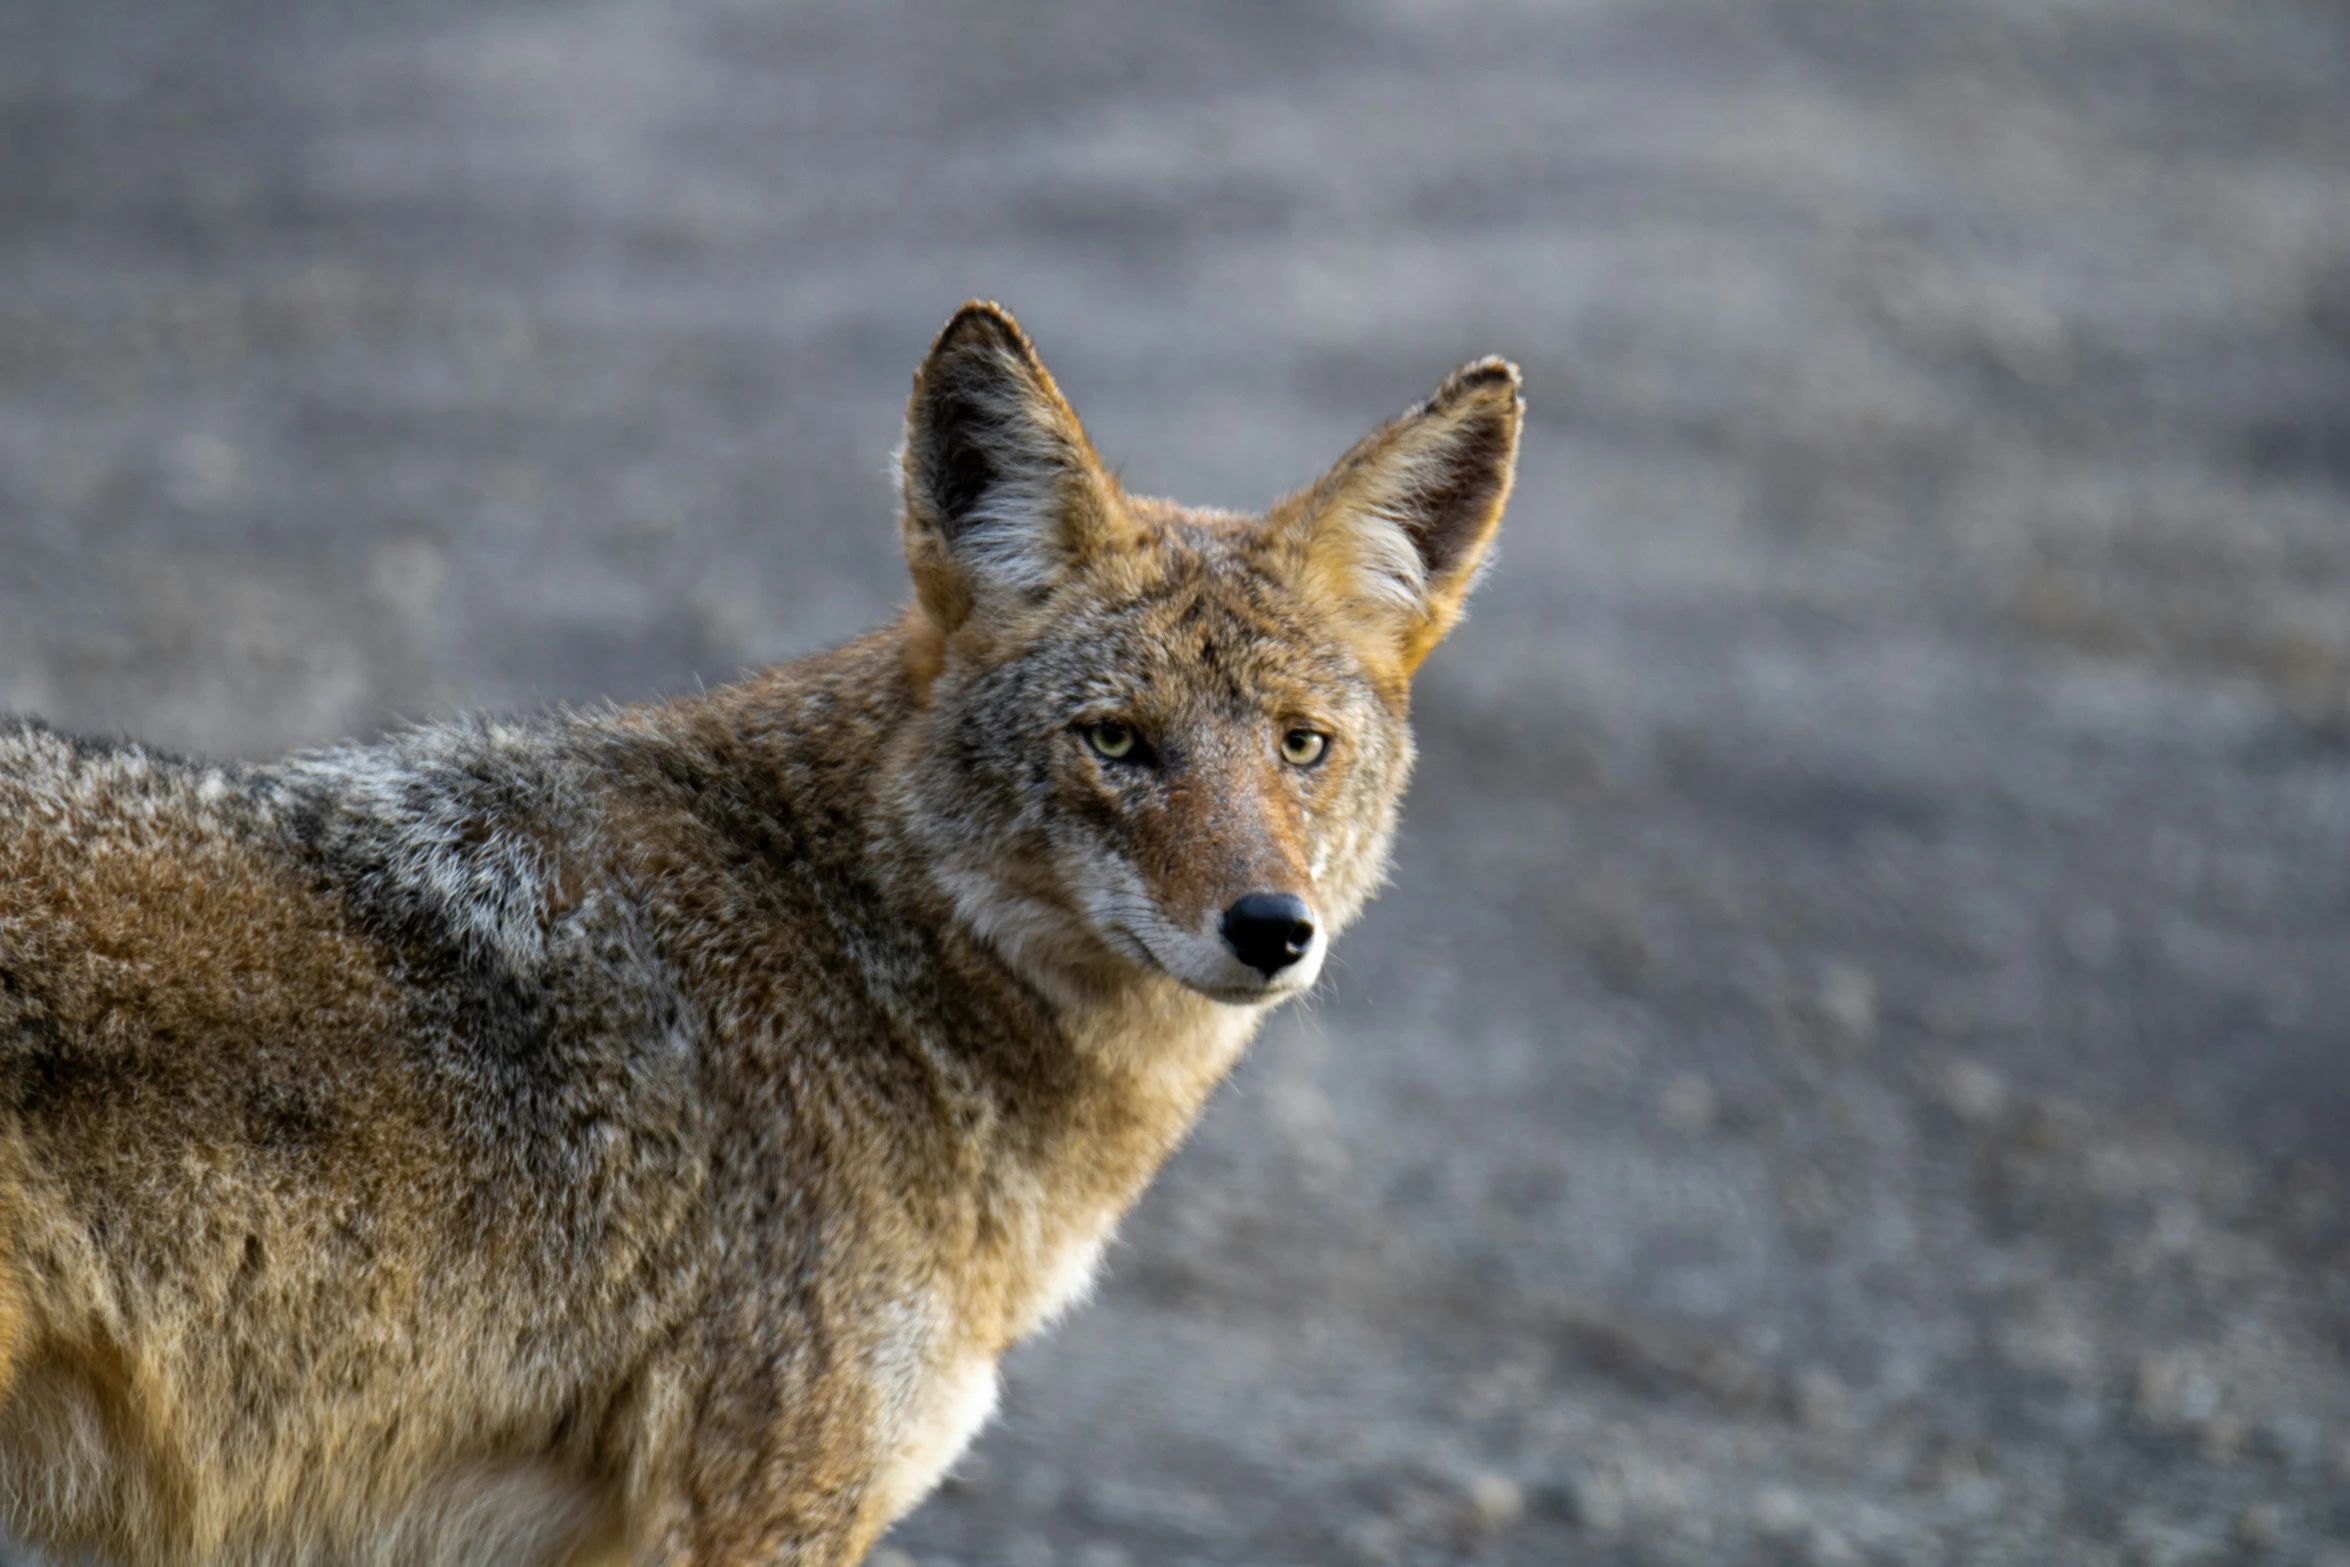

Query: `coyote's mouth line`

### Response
(1100, 920, 1164, 972)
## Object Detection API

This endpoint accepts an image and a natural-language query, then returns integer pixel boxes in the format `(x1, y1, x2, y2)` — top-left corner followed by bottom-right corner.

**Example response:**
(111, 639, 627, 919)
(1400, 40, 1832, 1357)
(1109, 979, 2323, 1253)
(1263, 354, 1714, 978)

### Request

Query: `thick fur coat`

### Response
(0, 303, 1521, 1566)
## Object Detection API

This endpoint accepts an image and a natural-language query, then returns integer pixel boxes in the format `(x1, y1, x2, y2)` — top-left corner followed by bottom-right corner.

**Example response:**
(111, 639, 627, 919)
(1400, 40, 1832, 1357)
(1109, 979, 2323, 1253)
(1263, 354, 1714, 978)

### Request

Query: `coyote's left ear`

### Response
(900, 301, 1129, 634)
(1265, 358, 1522, 675)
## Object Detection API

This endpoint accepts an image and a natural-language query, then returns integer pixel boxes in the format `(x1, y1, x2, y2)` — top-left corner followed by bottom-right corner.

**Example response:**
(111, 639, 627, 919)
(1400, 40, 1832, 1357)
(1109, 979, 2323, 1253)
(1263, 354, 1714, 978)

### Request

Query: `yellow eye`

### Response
(1085, 720, 1137, 760)
(1280, 728, 1328, 767)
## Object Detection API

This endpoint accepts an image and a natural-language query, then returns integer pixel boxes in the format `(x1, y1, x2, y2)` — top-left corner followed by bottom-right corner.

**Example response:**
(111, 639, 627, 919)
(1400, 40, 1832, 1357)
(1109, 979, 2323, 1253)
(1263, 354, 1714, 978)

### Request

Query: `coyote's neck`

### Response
(982, 981, 1266, 1344)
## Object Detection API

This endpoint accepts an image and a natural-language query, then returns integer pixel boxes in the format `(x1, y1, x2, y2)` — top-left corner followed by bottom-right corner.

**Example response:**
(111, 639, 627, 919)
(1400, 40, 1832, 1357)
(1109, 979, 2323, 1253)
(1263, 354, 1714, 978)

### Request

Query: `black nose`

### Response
(1220, 892, 1317, 978)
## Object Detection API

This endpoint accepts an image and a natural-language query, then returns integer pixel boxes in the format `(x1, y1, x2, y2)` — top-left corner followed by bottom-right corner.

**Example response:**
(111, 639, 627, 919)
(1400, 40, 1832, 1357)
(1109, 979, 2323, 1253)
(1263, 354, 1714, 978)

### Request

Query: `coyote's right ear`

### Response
(900, 302, 1129, 634)
(1264, 358, 1522, 677)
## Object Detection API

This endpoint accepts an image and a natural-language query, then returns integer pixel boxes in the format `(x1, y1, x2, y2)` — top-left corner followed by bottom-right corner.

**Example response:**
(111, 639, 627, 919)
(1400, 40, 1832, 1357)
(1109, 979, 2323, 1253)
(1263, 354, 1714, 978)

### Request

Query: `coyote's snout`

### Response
(0, 302, 1519, 1566)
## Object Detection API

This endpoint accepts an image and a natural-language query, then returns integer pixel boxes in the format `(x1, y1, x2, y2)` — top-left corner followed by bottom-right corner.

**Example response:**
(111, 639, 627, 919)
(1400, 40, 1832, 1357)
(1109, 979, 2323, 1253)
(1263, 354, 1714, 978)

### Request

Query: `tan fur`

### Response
(0, 303, 1519, 1565)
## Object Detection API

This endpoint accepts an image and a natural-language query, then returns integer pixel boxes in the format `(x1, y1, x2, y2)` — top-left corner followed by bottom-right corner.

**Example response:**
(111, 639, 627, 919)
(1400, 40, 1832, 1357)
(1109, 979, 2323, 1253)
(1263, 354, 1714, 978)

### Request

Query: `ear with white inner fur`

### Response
(900, 301, 1126, 634)
(1265, 358, 1522, 674)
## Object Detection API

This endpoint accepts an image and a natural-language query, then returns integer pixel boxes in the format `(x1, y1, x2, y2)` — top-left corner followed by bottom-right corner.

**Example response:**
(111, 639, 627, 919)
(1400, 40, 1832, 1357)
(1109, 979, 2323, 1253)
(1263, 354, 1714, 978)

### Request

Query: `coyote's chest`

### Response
(872, 1345, 1002, 1526)
(866, 1208, 1116, 1528)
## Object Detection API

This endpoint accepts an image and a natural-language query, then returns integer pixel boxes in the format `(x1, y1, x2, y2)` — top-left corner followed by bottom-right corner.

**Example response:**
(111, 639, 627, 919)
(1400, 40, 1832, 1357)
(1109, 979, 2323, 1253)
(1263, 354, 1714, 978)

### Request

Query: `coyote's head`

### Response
(895, 302, 1519, 1008)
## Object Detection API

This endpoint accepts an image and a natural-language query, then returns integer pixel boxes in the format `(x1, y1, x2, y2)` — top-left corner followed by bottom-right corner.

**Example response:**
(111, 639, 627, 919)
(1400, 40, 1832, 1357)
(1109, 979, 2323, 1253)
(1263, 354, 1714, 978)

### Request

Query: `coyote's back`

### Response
(0, 719, 693, 1564)
(0, 303, 1520, 1567)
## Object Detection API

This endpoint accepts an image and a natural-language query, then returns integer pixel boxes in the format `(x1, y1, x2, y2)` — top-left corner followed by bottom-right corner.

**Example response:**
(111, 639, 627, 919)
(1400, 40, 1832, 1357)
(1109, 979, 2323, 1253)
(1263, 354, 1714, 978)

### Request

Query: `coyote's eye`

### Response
(1084, 720, 1139, 761)
(1280, 728, 1329, 767)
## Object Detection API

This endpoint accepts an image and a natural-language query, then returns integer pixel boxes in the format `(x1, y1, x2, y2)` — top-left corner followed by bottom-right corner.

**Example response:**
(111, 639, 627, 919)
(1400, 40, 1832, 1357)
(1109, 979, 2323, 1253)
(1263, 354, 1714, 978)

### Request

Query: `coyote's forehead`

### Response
(1024, 538, 1385, 725)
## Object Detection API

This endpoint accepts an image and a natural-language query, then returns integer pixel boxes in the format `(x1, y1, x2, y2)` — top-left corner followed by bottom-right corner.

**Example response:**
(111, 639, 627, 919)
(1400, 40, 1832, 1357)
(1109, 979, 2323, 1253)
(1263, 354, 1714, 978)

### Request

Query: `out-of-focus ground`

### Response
(4, 0, 2350, 1561)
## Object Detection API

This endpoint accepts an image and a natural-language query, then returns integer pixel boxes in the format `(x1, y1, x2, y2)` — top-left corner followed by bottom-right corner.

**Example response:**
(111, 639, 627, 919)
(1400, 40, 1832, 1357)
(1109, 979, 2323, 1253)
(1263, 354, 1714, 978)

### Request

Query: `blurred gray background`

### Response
(3, 0, 2349, 1562)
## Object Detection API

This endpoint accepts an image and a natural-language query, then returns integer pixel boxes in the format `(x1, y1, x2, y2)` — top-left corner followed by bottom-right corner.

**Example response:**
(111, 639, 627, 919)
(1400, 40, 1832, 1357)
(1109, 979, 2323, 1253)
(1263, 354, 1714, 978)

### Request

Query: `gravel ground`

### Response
(4, 1, 2349, 1562)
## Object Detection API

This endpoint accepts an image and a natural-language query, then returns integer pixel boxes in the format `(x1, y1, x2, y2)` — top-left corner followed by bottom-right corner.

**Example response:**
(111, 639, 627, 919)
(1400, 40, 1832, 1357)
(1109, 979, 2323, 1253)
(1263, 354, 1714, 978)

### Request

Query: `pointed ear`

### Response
(1264, 358, 1522, 675)
(899, 301, 1129, 633)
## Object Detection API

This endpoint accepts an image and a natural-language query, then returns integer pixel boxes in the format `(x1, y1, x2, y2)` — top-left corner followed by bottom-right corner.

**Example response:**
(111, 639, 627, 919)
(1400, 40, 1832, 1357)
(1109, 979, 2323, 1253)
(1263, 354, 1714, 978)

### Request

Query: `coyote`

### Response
(0, 303, 1521, 1566)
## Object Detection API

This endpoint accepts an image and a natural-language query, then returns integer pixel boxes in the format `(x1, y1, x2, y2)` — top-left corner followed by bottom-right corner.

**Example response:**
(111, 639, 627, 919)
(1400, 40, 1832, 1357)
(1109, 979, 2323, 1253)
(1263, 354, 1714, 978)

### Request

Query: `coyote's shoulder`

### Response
(0, 304, 1520, 1567)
